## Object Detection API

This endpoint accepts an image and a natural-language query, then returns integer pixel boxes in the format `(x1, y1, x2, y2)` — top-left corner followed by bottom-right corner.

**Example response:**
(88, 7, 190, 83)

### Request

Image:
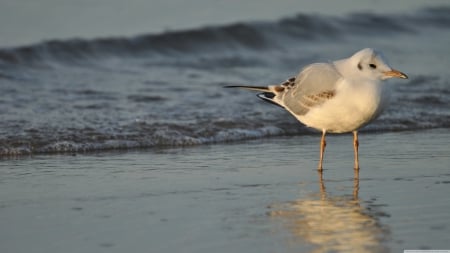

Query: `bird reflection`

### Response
(270, 171, 389, 253)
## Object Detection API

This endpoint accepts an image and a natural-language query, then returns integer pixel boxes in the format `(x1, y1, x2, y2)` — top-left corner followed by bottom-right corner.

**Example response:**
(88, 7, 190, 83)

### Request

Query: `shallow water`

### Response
(1, 129, 449, 252)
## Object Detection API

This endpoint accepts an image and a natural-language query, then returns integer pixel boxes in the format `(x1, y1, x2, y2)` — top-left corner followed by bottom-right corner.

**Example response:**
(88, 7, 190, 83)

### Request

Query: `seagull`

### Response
(225, 48, 408, 171)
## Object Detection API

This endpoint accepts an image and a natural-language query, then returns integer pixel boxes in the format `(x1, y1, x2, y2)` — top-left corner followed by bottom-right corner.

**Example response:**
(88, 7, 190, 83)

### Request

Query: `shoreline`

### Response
(1, 127, 448, 159)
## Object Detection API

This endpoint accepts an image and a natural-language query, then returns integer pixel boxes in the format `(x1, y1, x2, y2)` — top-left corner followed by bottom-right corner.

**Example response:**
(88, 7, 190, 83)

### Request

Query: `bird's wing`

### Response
(275, 63, 343, 116)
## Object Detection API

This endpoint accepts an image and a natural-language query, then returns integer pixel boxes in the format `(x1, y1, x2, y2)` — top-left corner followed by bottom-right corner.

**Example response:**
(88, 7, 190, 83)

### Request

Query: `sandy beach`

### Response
(1, 128, 449, 253)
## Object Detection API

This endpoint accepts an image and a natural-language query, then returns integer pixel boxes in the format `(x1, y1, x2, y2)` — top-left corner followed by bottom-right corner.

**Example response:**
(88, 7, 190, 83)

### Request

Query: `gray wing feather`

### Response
(280, 63, 342, 116)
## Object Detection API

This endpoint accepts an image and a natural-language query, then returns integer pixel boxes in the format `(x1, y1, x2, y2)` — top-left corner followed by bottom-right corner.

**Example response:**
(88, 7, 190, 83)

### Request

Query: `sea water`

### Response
(0, 5, 449, 155)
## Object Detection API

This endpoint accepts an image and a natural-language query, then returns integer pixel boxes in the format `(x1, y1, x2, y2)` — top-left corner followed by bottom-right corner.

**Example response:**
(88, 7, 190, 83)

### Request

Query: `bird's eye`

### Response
(369, 64, 377, 69)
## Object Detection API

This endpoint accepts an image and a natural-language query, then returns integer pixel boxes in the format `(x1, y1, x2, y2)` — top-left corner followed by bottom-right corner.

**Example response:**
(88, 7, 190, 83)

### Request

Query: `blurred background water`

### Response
(1, 0, 449, 47)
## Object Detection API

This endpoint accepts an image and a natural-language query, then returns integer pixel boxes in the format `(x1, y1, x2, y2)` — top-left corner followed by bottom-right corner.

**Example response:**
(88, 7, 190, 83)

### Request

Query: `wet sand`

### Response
(1, 128, 450, 253)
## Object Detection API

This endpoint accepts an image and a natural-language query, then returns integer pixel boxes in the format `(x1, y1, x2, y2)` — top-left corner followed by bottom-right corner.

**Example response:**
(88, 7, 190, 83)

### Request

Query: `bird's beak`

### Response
(383, 69, 408, 79)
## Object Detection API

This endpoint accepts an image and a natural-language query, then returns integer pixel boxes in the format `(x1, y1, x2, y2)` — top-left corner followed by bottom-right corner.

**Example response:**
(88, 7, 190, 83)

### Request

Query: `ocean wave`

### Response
(0, 7, 449, 67)
(1, 7, 450, 157)
(1, 74, 449, 156)
(0, 124, 286, 156)
(1, 113, 448, 156)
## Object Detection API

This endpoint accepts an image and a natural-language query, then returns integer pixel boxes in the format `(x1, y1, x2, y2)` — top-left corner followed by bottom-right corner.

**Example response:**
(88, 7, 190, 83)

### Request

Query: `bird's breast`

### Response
(297, 81, 388, 133)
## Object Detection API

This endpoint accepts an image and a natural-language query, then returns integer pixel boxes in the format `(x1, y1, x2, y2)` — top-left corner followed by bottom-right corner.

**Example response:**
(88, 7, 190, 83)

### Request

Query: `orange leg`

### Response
(353, 131, 360, 170)
(318, 130, 326, 171)
(353, 168, 360, 199)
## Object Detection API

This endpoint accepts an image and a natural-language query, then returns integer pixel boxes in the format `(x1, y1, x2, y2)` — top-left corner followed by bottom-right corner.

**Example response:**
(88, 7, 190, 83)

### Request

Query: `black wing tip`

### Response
(224, 85, 255, 89)
(257, 92, 284, 108)
(257, 92, 275, 99)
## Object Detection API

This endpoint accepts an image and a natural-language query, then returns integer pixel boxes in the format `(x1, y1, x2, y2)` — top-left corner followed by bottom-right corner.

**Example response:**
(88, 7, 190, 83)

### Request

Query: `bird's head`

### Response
(349, 48, 408, 81)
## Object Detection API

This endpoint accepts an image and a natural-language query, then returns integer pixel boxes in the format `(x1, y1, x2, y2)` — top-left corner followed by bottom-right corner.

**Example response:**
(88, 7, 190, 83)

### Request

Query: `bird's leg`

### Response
(318, 170, 326, 199)
(353, 131, 360, 170)
(353, 168, 360, 199)
(318, 130, 326, 171)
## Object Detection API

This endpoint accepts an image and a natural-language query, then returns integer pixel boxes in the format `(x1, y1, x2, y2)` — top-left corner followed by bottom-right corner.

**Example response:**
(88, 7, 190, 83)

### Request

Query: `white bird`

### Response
(226, 48, 408, 171)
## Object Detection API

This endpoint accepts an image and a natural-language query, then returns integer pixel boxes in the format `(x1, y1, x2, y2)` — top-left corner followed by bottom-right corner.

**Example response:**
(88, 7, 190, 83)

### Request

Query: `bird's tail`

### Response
(224, 85, 284, 108)
(223, 85, 270, 92)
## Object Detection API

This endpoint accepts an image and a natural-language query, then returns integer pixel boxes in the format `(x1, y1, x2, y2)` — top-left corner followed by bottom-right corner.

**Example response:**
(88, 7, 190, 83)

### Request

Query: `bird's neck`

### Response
(333, 58, 354, 78)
